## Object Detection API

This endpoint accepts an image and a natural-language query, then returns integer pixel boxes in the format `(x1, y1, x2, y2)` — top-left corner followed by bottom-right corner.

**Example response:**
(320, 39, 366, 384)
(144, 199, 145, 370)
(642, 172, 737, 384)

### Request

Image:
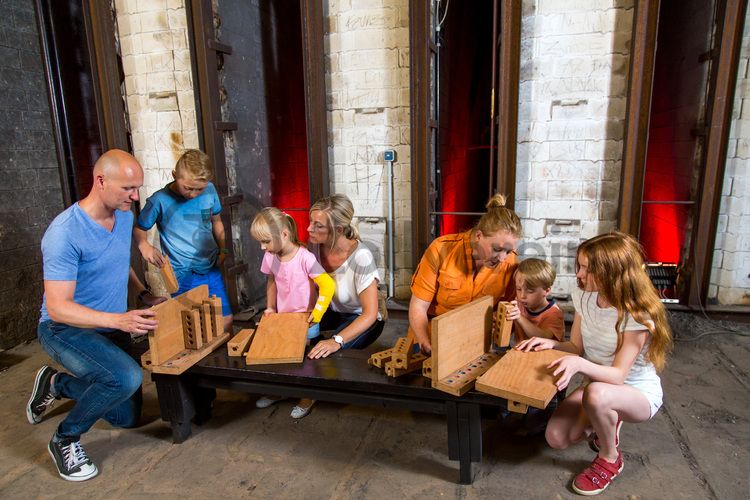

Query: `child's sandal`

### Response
(572, 452, 624, 496)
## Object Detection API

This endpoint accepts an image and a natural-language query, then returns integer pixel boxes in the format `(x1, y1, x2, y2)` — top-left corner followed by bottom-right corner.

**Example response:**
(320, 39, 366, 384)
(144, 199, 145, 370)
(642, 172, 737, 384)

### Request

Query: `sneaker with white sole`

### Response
(572, 451, 623, 496)
(48, 436, 99, 482)
(27, 366, 58, 424)
(290, 399, 315, 419)
(255, 395, 284, 409)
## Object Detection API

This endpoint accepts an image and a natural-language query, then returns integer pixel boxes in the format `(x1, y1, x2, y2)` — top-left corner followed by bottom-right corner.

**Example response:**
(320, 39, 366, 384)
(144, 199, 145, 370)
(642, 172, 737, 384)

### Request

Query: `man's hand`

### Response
(139, 243, 164, 267)
(114, 309, 158, 334)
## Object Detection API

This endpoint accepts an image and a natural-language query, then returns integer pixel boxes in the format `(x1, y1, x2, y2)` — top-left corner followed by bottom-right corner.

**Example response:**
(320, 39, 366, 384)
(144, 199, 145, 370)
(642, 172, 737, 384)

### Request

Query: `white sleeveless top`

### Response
(572, 288, 663, 413)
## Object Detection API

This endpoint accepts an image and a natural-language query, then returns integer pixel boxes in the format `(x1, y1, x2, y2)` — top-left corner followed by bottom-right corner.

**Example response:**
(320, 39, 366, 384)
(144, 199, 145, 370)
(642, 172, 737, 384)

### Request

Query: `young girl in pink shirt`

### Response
(250, 207, 335, 419)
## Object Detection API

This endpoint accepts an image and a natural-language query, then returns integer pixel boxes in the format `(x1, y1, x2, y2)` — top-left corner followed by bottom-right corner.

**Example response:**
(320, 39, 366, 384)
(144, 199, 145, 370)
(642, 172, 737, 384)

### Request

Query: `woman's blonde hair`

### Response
(475, 194, 523, 238)
(576, 232, 673, 372)
(309, 194, 359, 248)
(175, 149, 213, 181)
(250, 207, 301, 247)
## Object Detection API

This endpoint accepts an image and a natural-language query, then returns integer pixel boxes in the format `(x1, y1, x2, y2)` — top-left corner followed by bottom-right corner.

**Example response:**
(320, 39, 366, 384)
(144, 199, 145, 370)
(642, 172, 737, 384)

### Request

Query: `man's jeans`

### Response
(37, 321, 143, 440)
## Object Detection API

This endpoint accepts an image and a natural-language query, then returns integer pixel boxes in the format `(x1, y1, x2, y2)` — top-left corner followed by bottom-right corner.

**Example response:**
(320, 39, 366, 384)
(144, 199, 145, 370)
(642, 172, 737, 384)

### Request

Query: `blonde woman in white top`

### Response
(306, 194, 384, 358)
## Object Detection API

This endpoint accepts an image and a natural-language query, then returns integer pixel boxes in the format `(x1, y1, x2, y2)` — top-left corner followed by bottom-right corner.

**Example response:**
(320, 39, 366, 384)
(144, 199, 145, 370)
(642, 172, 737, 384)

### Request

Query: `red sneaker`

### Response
(572, 452, 624, 496)
(589, 418, 623, 452)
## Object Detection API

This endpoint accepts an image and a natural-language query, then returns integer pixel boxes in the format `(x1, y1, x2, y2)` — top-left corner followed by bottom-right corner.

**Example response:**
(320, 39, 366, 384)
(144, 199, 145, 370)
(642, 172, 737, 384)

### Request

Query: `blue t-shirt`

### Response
(136, 182, 222, 279)
(40, 204, 133, 323)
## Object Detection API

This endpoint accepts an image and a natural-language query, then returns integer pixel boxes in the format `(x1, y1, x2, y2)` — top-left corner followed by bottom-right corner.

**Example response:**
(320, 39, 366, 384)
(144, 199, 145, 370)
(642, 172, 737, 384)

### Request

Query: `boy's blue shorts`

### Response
(173, 266, 233, 315)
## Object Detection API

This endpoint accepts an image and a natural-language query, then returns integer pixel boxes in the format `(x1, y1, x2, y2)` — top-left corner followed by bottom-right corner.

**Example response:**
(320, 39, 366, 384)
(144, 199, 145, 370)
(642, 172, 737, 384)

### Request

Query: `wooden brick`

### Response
(494, 301, 514, 348)
(227, 328, 255, 356)
(180, 309, 203, 349)
(159, 255, 180, 294)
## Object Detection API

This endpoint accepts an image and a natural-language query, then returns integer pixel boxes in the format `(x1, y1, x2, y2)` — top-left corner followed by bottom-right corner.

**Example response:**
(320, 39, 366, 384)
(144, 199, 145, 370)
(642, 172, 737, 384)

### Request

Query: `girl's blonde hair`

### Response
(576, 232, 673, 371)
(175, 149, 213, 181)
(475, 194, 523, 238)
(309, 194, 359, 248)
(250, 207, 301, 247)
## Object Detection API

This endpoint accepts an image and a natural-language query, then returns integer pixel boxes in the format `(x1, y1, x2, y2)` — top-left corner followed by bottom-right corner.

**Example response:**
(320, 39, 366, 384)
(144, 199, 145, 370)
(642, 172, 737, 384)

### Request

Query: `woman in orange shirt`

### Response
(409, 194, 523, 354)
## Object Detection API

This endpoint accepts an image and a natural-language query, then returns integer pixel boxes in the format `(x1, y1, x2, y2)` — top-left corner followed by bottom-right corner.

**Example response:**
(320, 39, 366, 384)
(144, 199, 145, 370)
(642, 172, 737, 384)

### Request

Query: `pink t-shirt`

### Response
(260, 246, 326, 314)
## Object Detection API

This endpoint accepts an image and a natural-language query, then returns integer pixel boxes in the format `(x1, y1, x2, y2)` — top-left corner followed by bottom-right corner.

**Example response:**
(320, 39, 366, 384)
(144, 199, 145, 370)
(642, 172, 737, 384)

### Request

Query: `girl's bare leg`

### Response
(545, 387, 591, 449)
(583, 382, 652, 462)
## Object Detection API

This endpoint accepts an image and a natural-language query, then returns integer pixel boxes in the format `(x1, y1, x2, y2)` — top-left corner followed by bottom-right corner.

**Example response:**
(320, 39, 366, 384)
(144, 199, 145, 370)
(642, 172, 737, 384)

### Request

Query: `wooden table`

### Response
(150, 348, 508, 484)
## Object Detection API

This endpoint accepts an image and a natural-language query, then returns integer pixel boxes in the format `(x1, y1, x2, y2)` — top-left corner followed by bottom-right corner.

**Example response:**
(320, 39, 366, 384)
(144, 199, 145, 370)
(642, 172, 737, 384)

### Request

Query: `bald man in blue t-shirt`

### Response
(26, 150, 158, 482)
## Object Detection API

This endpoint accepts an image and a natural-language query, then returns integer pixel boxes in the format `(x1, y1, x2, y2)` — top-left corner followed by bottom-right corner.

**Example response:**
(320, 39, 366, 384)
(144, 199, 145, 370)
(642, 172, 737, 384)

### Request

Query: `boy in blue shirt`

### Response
(134, 149, 233, 331)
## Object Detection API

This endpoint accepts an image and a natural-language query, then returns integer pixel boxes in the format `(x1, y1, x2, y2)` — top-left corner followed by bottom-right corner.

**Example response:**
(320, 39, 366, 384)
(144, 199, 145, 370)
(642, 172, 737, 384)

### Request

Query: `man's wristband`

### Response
(219, 248, 229, 254)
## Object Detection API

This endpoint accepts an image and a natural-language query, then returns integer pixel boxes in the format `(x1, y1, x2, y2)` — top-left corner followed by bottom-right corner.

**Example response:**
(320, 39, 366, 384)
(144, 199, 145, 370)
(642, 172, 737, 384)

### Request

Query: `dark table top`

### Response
(191, 347, 506, 407)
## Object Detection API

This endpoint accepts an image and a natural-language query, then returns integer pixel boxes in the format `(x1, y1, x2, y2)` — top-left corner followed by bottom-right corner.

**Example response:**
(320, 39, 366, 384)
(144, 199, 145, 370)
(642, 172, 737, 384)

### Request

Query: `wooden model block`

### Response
(159, 255, 180, 294)
(245, 312, 308, 365)
(147, 285, 208, 365)
(507, 400, 529, 414)
(143, 284, 230, 374)
(391, 336, 414, 369)
(422, 356, 433, 379)
(227, 328, 255, 356)
(193, 302, 213, 343)
(493, 301, 514, 348)
(368, 348, 394, 368)
(205, 295, 223, 335)
(181, 309, 203, 349)
(384, 352, 427, 377)
(475, 348, 575, 409)
(431, 295, 500, 396)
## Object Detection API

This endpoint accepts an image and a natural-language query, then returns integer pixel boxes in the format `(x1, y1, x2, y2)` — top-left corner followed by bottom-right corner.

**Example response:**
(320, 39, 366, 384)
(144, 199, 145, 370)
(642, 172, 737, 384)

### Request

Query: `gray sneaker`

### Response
(27, 366, 58, 424)
(48, 436, 99, 482)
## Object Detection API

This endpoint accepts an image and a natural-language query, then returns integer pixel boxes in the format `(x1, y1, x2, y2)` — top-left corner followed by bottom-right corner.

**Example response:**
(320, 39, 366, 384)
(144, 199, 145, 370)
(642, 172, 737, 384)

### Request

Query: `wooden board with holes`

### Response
(431, 295, 493, 384)
(245, 312, 309, 365)
(146, 285, 209, 365)
(159, 255, 180, 294)
(493, 301, 513, 347)
(434, 352, 500, 396)
(145, 332, 231, 374)
(475, 348, 574, 409)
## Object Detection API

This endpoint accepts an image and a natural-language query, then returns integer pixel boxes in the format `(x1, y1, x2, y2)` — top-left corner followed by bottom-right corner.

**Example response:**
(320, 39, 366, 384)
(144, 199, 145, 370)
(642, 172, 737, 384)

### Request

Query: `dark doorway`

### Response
(410, 0, 520, 264)
(639, 0, 715, 288)
(621, 0, 747, 306)
(436, 0, 496, 235)
(37, 0, 103, 202)
(190, 0, 328, 309)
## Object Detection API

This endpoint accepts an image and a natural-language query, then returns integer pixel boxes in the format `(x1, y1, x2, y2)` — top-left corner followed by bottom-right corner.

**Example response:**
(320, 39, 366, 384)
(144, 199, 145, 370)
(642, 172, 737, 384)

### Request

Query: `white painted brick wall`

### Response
(709, 8, 750, 305)
(326, 0, 412, 299)
(516, 0, 633, 297)
(115, 0, 199, 293)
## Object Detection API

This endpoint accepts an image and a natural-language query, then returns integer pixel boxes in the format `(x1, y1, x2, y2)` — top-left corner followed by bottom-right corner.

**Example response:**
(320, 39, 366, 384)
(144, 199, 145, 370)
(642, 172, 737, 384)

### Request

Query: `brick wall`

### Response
(115, 0, 199, 293)
(0, 0, 63, 348)
(709, 7, 750, 306)
(326, 0, 412, 298)
(516, 0, 633, 295)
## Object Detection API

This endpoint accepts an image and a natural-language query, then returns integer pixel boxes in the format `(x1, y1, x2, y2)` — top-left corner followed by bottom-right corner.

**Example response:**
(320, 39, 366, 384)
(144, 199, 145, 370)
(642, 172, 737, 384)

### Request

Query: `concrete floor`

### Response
(0, 315, 748, 499)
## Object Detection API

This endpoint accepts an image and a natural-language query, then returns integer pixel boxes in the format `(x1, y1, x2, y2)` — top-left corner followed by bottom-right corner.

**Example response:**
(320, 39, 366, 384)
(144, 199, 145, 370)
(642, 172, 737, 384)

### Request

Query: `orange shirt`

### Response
(411, 230, 517, 317)
(514, 299, 565, 343)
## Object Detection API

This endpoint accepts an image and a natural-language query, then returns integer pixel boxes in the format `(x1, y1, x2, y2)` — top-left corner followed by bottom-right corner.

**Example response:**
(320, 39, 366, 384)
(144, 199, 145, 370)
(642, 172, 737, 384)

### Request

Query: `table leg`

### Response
(152, 373, 196, 443)
(447, 401, 482, 484)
